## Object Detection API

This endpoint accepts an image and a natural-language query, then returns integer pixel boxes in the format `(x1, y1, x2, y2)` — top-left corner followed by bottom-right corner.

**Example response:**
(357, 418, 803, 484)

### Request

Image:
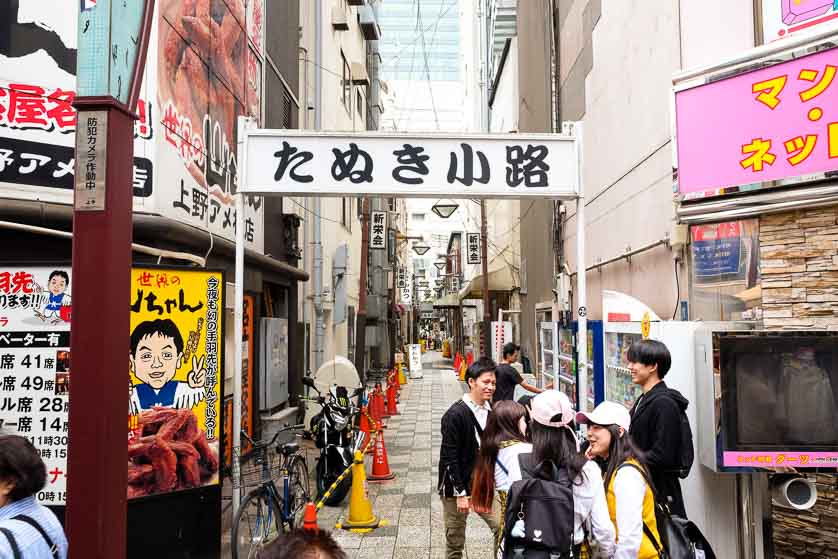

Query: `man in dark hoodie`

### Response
(627, 339, 690, 517)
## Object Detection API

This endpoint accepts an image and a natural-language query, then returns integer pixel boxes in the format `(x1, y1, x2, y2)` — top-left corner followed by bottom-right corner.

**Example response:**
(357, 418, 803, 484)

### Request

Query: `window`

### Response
(356, 89, 364, 119)
(689, 219, 760, 321)
(341, 198, 352, 230)
(410, 213, 425, 221)
(341, 51, 351, 112)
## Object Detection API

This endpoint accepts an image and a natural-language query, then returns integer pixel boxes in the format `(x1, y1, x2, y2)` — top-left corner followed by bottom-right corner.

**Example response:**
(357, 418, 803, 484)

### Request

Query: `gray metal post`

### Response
(574, 123, 588, 413)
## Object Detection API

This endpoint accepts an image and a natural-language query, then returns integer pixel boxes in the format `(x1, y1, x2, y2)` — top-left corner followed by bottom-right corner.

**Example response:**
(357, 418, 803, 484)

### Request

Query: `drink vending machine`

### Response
(539, 321, 604, 408)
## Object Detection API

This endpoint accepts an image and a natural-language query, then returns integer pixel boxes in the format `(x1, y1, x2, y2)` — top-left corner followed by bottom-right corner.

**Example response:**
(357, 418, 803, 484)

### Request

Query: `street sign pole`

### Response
(67, 2, 154, 557)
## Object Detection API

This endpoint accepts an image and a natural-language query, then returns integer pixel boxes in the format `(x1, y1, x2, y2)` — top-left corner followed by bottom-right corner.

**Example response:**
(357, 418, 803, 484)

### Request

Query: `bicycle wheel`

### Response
(285, 455, 311, 530)
(232, 486, 282, 559)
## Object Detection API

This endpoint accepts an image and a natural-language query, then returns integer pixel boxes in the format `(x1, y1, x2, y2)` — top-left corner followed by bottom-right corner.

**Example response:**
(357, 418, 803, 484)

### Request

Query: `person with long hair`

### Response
(471, 400, 530, 546)
(487, 391, 615, 557)
(577, 401, 663, 559)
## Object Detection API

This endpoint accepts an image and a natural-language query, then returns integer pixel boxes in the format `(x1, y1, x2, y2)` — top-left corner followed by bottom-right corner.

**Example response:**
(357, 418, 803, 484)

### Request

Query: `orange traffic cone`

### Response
(466, 352, 474, 367)
(359, 406, 373, 453)
(453, 352, 462, 371)
(303, 502, 318, 533)
(386, 383, 399, 416)
(368, 430, 396, 482)
(375, 388, 388, 428)
(381, 384, 391, 418)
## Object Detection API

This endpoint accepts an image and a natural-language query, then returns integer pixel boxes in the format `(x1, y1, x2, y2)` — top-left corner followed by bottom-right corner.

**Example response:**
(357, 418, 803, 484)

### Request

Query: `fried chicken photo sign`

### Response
(127, 268, 222, 499)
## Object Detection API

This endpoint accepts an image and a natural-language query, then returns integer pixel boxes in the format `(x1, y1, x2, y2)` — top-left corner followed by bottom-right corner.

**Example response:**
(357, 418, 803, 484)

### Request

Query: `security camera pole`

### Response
(67, 2, 154, 557)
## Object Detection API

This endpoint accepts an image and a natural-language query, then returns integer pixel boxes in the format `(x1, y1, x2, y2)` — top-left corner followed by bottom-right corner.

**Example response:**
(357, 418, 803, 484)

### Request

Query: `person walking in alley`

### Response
(493, 343, 546, 403)
(627, 340, 693, 518)
(0, 435, 68, 559)
(438, 358, 499, 558)
(578, 401, 663, 559)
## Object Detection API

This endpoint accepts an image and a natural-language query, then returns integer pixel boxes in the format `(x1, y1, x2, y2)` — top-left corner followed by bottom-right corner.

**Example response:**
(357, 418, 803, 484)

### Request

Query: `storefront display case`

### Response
(695, 329, 838, 473)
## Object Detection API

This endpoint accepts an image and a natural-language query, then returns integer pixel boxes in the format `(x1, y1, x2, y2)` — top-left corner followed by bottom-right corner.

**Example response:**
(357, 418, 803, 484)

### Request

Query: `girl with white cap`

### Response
(577, 401, 663, 559)
(490, 390, 616, 557)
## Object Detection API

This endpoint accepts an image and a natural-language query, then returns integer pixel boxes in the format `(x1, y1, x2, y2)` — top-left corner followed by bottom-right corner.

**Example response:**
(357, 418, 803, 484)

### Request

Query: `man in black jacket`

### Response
(627, 339, 689, 517)
(438, 357, 498, 558)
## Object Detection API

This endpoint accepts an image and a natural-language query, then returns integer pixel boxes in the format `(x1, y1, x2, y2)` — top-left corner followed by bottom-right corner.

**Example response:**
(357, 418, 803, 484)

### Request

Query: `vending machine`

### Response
(539, 321, 604, 408)
(558, 321, 604, 409)
(602, 290, 660, 409)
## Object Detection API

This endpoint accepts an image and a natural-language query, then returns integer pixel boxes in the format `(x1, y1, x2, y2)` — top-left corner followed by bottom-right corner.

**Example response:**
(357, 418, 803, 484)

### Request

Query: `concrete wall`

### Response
(517, 0, 555, 362)
(560, 0, 755, 320)
(296, 0, 369, 368)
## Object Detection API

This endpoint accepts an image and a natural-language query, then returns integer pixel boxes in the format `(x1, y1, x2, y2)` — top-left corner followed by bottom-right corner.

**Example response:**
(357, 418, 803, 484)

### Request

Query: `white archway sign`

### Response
(232, 117, 588, 511)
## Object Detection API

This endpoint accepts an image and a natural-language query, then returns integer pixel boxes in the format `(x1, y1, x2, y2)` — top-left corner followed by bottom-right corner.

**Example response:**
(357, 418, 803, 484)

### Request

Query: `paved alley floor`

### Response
(316, 351, 495, 559)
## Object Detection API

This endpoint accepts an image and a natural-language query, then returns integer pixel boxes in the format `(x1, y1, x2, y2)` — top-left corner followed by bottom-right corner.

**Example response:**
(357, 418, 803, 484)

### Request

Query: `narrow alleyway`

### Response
(316, 350, 495, 559)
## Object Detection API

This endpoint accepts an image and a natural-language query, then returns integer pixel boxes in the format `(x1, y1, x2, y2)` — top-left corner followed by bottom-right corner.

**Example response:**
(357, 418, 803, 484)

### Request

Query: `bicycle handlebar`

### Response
(240, 423, 305, 449)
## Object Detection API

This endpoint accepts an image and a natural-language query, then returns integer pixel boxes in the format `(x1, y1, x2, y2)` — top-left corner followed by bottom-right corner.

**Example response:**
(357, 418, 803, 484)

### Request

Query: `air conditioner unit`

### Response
(331, 6, 349, 30)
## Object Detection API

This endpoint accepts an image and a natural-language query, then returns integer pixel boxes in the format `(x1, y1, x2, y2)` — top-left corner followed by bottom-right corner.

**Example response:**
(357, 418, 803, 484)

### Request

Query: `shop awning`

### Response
(433, 293, 461, 308)
(458, 251, 517, 301)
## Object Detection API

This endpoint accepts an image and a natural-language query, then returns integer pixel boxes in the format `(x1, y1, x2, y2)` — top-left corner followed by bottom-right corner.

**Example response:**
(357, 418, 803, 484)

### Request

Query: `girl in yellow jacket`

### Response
(577, 401, 663, 559)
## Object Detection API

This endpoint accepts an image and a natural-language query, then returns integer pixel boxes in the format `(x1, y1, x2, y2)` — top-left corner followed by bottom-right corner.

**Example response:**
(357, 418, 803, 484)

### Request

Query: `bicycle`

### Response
(231, 424, 310, 559)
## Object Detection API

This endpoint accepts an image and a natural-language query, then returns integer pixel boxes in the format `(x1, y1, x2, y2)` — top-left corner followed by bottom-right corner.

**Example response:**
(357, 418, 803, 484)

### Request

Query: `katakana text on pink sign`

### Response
(675, 46, 838, 196)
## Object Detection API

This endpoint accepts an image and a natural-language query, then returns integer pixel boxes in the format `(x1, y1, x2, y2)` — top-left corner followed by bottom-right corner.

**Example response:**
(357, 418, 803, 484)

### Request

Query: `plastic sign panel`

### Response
(675, 46, 838, 198)
(0, 1, 264, 250)
(370, 211, 387, 250)
(0, 266, 72, 506)
(408, 344, 423, 379)
(127, 267, 223, 500)
(467, 233, 481, 265)
(241, 130, 579, 199)
(397, 267, 412, 305)
(74, 110, 108, 211)
(760, 0, 838, 43)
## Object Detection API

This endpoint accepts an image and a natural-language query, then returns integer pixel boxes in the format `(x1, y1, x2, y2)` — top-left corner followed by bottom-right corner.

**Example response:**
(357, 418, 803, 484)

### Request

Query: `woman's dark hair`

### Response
(259, 528, 348, 559)
(471, 401, 529, 511)
(530, 421, 587, 485)
(597, 424, 648, 491)
(0, 436, 46, 502)
(627, 339, 672, 379)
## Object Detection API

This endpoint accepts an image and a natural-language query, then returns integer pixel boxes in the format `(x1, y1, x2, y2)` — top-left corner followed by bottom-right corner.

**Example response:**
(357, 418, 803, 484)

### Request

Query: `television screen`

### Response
(720, 332, 838, 451)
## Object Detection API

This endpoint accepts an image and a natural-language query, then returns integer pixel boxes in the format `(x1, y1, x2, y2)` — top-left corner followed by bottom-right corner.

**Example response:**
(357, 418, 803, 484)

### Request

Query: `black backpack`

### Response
(671, 394, 695, 479)
(502, 455, 575, 559)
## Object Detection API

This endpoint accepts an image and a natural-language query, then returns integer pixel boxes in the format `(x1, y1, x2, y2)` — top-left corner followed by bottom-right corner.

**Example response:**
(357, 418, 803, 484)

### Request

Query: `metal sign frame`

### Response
(232, 118, 590, 516)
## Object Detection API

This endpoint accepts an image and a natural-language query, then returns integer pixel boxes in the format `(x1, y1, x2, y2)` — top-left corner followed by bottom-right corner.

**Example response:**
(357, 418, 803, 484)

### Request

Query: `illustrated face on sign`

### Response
(129, 319, 185, 390)
(47, 272, 68, 296)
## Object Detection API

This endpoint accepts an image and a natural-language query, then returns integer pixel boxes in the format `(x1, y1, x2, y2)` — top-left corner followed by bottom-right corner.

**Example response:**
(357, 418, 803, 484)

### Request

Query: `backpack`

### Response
(502, 455, 575, 559)
(0, 514, 60, 559)
(619, 463, 716, 559)
(671, 394, 695, 479)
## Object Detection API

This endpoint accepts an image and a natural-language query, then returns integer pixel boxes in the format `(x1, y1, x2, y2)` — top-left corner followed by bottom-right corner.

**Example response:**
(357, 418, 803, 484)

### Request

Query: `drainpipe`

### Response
(313, 0, 325, 371)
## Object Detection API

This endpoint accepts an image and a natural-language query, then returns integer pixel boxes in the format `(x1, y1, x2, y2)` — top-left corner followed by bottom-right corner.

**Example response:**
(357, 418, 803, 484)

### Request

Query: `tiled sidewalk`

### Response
(317, 352, 495, 559)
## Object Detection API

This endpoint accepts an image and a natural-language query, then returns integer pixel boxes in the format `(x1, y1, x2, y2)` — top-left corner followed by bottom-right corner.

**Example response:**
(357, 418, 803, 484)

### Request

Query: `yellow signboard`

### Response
(127, 267, 223, 499)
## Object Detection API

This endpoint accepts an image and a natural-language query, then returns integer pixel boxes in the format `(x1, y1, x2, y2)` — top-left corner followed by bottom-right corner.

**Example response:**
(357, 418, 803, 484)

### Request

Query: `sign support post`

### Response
(574, 123, 588, 413)
(67, 2, 153, 557)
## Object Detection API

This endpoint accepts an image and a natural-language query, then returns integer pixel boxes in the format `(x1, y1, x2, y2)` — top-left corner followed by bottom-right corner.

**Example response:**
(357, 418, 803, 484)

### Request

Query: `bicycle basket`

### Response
(231, 445, 283, 490)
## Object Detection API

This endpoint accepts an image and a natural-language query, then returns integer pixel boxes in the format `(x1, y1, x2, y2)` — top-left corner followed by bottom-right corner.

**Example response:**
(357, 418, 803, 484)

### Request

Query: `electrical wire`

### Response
(416, 0, 443, 130)
(288, 197, 343, 225)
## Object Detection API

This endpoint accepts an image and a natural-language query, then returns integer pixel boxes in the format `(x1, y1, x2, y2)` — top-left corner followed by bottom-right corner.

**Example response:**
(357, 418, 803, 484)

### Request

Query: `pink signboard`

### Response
(675, 46, 838, 197)
(723, 451, 838, 468)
